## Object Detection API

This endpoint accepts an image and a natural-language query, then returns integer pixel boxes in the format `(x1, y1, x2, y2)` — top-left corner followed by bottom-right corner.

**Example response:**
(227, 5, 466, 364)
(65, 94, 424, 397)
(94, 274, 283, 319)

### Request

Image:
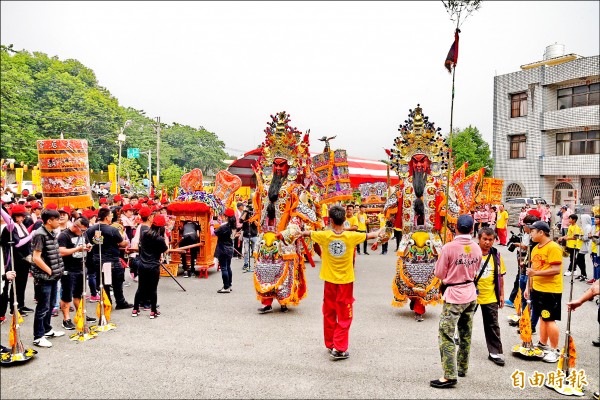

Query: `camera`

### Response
(507, 231, 522, 253)
(241, 205, 254, 221)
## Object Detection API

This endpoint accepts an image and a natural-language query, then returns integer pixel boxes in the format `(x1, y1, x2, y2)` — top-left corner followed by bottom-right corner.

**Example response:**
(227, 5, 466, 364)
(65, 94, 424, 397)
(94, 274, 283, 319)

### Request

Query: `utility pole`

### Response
(155, 116, 161, 186)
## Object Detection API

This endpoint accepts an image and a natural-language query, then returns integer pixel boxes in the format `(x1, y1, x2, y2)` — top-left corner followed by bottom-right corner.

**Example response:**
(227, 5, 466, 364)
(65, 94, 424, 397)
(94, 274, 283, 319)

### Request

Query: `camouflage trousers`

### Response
(438, 300, 477, 380)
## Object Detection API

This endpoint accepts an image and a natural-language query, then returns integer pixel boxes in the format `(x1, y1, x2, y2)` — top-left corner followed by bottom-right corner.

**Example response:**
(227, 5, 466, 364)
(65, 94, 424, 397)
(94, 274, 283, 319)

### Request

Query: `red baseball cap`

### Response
(10, 204, 27, 216)
(29, 202, 41, 210)
(152, 214, 167, 227)
(147, 199, 155, 206)
(138, 207, 152, 218)
(59, 206, 72, 214)
(224, 208, 235, 217)
(133, 203, 143, 211)
(122, 204, 133, 212)
(99, 197, 107, 204)
(46, 203, 58, 210)
(82, 209, 95, 219)
(114, 194, 122, 202)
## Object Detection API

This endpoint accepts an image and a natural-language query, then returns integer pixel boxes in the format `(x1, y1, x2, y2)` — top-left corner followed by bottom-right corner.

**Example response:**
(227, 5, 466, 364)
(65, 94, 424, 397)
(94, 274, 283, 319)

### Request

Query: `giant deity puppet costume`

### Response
(250, 112, 321, 313)
(384, 105, 456, 321)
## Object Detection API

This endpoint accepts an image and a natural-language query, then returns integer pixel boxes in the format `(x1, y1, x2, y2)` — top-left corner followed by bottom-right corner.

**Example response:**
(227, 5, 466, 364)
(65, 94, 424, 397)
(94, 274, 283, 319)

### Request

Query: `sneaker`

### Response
(564, 271, 572, 276)
(89, 295, 101, 302)
(280, 305, 289, 313)
(258, 305, 273, 314)
(33, 337, 53, 348)
(535, 341, 549, 351)
(62, 319, 76, 330)
(330, 349, 350, 360)
(488, 354, 505, 366)
(587, 278, 597, 285)
(131, 309, 139, 317)
(592, 337, 600, 347)
(86, 316, 96, 322)
(44, 329, 65, 338)
(51, 308, 58, 317)
(542, 349, 560, 363)
(578, 276, 588, 282)
(504, 299, 515, 308)
(149, 311, 160, 319)
(364, 252, 370, 255)
(115, 302, 134, 310)
(217, 287, 231, 293)
(430, 378, 457, 388)
(20, 306, 34, 313)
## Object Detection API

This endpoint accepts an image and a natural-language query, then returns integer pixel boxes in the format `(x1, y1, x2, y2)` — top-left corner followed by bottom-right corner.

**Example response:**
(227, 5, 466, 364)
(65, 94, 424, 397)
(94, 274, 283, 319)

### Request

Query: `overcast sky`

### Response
(2, 1, 599, 160)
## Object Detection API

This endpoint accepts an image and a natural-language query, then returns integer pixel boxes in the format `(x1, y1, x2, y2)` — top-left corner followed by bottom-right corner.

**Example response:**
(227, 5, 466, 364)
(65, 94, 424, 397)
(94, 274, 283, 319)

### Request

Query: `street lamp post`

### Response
(117, 120, 133, 194)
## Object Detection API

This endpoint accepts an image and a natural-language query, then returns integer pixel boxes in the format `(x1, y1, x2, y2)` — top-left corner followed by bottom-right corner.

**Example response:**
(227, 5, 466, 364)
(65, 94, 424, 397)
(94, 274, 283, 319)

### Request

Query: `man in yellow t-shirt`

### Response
(475, 227, 506, 365)
(356, 205, 369, 255)
(303, 205, 381, 360)
(560, 214, 583, 277)
(525, 221, 563, 363)
(496, 204, 509, 246)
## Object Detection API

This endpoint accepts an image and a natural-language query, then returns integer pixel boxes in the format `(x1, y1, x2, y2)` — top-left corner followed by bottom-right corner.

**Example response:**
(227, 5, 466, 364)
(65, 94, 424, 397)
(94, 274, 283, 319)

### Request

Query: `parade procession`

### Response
(1, 1, 599, 399)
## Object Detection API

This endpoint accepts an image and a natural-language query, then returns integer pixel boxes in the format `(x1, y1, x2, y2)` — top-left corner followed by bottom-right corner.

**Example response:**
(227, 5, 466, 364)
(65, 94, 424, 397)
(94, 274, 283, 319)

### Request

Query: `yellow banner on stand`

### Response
(108, 164, 117, 195)
(15, 168, 23, 194)
(152, 175, 158, 188)
(31, 168, 41, 193)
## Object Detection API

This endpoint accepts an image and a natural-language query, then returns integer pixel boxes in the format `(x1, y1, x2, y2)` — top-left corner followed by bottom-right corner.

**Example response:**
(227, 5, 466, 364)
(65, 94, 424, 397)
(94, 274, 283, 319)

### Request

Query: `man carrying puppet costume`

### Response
(250, 112, 321, 314)
(384, 105, 452, 321)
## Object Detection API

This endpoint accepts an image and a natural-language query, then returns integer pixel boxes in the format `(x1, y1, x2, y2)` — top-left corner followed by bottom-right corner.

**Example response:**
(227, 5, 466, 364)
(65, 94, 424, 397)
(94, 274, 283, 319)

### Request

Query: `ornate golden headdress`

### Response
(257, 111, 311, 183)
(387, 105, 450, 179)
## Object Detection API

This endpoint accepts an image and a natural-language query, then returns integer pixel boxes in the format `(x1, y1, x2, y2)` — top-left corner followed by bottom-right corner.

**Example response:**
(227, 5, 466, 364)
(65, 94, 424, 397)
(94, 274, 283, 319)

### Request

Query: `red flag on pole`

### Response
(444, 29, 460, 73)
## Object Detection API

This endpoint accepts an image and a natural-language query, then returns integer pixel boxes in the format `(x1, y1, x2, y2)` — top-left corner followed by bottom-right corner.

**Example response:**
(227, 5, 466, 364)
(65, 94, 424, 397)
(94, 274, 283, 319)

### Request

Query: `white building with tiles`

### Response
(492, 44, 599, 207)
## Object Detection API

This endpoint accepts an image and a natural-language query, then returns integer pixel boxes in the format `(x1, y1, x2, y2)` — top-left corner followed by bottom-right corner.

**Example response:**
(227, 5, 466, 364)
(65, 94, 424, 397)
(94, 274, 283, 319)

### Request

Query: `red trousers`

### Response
(323, 281, 354, 352)
(497, 228, 507, 245)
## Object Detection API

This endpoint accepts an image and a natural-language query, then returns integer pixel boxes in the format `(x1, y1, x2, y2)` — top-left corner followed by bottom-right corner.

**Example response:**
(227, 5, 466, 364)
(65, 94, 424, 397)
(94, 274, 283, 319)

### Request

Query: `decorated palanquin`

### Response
(311, 149, 353, 206)
(358, 182, 388, 232)
(383, 105, 450, 316)
(166, 168, 241, 277)
(37, 139, 93, 208)
(250, 111, 321, 308)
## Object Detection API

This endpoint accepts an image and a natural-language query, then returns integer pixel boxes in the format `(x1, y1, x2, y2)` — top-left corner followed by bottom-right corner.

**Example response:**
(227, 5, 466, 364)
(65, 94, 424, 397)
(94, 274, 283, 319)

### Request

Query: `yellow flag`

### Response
(558, 336, 577, 370)
(8, 314, 17, 347)
(96, 288, 112, 322)
(519, 304, 532, 343)
(74, 299, 84, 332)
(514, 287, 522, 316)
(108, 164, 118, 195)
(15, 168, 23, 194)
(31, 169, 41, 193)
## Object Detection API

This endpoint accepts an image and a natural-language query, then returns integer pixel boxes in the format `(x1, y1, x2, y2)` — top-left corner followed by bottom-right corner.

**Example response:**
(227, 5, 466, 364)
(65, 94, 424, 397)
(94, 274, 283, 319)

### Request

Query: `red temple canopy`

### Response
(226, 148, 400, 188)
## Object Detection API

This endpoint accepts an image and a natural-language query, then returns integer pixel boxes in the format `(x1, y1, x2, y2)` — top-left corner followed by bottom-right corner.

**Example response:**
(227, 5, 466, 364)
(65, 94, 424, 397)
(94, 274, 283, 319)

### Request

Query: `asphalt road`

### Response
(1, 243, 598, 399)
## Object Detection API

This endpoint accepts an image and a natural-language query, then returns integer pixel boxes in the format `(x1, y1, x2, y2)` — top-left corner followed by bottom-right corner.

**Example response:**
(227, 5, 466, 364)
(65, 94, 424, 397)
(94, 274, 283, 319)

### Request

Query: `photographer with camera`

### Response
(505, 214, 539, 315)
(233, 202, 245, 259)
(240, 204, 257, 273)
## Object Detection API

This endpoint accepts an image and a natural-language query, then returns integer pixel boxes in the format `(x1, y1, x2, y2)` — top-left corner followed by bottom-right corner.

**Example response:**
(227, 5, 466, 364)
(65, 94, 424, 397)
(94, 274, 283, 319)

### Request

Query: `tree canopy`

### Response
(1, 45, 228, 186)
(448, 125, 494, 177)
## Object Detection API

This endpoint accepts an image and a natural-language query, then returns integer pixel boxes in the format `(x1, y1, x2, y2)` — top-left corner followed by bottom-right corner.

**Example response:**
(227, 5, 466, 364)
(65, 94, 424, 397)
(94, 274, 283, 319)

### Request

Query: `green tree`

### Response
(161, 123, 227, 174)
(160, 164, 184, 190)
(448, 125, 494, 177)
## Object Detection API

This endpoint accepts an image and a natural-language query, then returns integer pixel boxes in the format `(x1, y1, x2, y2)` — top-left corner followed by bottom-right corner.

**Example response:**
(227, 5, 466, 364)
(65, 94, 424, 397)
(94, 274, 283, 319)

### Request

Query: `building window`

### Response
(506, 183, 524, 199)
(511, 92, 528, 117)
(557, 83, 600, 110)
(556, 130, 600, 156)
(581, 177, 600, 205)
(509, 135, 527, 159)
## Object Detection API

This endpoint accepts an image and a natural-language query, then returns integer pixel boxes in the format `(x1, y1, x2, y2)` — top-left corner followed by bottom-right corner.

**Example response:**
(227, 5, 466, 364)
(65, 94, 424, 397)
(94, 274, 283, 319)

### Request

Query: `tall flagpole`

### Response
(442, 33, 458, 243)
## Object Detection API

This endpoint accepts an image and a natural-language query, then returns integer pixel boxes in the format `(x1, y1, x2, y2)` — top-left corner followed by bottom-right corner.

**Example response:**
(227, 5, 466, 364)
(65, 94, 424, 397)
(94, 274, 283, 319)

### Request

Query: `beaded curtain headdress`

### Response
(387, 105, 450, 180)
(256, 111, 311, 183)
